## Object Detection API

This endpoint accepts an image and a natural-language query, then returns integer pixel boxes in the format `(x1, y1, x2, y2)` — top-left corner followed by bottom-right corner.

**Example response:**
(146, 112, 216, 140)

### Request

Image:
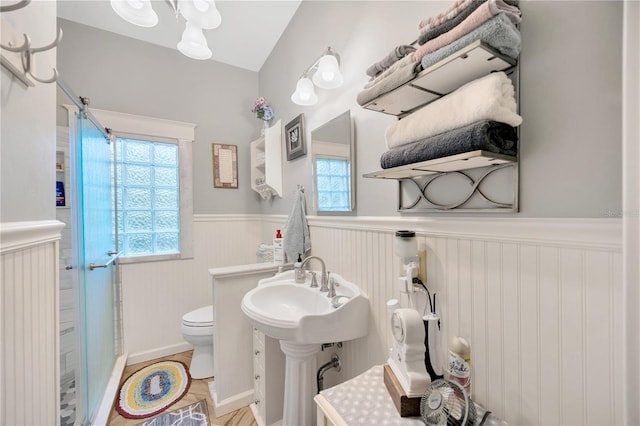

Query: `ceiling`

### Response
(57, 0, 302, 72)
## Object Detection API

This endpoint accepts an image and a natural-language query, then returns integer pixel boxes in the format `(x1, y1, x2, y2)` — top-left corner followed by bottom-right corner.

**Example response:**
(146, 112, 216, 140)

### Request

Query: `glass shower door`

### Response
(74, 110, 118, 424)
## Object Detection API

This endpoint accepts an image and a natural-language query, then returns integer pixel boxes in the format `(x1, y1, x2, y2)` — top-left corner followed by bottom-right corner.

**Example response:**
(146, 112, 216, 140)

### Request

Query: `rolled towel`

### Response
(380, 120, 518, 169)
(421, 13, 522, 70)
(385, 71, 522, 149)
(413, 0, 521, 64)
(418, 0, 520, 45)
(366, 45, 417, 78)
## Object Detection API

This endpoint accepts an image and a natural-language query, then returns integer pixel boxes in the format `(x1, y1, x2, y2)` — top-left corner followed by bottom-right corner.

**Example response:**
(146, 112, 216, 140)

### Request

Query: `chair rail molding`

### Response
(257, 215, 621, 251)
(0, 220, 65, 253)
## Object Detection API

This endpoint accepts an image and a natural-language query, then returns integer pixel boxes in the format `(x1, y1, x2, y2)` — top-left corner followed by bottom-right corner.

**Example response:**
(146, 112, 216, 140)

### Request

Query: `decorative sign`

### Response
(212, 143, 238, 188)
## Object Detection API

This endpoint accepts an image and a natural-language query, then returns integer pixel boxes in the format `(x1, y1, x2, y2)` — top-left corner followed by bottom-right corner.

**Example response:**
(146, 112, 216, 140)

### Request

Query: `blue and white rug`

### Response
(135, 399, 209, 426)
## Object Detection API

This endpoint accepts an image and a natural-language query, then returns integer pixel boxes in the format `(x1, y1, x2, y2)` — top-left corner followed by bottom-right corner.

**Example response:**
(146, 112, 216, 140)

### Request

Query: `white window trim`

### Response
(91, 108, 197, 263)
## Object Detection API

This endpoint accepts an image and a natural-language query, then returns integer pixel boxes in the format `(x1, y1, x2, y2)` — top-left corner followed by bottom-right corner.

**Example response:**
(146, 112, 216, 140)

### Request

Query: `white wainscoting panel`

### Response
(122, 214, 623, 425)
(295, 216, 623, 425)
(1, 220, 64, 425)
(120, 216, 263, 363)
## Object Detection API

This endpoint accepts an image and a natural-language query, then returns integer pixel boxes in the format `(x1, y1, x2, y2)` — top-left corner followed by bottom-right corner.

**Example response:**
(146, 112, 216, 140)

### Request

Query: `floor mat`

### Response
(134, 399, 209, 426)
(116, 360, 192, 419)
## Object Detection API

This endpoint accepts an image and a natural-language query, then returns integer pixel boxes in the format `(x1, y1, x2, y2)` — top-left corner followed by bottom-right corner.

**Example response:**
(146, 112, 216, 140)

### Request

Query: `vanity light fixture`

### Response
(110, 0, 221, 60)
(291, 47, 343, 106)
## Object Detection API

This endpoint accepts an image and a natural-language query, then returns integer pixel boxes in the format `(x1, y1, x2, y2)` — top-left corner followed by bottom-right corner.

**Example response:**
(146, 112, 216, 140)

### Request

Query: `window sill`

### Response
(118, 253, 193, 265)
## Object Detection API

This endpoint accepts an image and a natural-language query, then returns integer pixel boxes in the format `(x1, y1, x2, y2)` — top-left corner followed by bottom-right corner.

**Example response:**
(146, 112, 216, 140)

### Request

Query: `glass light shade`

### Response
(110, 0, 158, 27)
(178, 0, 222, 29)
(177, 21, 212, 60)
(312, 54, 343, 89)
(291, 77, 318, 106)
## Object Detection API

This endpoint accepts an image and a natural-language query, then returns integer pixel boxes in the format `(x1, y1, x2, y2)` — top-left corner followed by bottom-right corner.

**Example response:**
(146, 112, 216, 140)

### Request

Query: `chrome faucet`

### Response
(300, 256, 328, 292)
(327, 274, 340, 298)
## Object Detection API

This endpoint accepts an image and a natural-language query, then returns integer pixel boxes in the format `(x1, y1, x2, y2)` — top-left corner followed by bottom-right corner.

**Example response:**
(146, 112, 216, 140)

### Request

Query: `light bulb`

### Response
(111, 0, 158, 27)
(193, 0, 210, 12)
(313, 53, 343, 89)
(179, 0, 221, 29)
(127, 0, 143, 10)
(177, 21, 212, 60)
(291, 77, 318, 106)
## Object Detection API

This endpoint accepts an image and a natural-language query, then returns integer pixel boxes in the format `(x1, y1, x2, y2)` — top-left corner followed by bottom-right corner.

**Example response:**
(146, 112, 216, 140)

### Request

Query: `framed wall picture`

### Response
(285, 113, 306, 161)
(212, 143, 238, 188)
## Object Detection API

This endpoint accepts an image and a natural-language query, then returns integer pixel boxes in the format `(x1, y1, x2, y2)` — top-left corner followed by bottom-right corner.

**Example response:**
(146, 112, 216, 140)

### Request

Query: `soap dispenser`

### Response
(294, 253, 306, 283)
(273, 229, 284, 264)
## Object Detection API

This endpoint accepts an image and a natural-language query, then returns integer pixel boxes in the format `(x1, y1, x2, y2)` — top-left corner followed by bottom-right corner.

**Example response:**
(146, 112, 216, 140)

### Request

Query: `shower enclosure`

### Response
(57, 83, 122, 425)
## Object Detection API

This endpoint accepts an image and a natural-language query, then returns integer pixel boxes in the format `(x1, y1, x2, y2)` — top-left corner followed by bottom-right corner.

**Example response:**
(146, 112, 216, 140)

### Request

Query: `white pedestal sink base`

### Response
(279, 341, 320, 426)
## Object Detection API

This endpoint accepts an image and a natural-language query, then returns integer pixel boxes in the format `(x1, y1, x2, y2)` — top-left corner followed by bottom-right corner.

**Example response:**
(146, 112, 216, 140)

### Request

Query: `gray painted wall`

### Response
(259, 0, 623, 218)
(1, 2, 58, 222)
(56, 1, 623, 219)
(56, 19, 263, 214)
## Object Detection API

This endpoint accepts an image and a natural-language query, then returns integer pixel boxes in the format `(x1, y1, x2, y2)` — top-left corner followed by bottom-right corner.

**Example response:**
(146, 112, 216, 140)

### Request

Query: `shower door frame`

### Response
(59, 85, 124, 426)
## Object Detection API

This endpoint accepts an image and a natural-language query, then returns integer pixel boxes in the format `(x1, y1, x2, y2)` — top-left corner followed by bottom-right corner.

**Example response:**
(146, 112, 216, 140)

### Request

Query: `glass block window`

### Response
(315, 157, 351, 211)
(114, 138, 180, 257)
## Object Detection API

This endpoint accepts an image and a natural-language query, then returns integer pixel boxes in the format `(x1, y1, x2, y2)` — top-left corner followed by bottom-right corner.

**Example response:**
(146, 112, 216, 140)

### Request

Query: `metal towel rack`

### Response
(0, 0, 61, 86)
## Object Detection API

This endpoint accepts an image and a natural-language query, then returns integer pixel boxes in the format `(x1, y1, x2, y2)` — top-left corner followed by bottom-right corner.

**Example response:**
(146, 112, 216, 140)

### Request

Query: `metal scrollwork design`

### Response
(399, 163, 517, 212)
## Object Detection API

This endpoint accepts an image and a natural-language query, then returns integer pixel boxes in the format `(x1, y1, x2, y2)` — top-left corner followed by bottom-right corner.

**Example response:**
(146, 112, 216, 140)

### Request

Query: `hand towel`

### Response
(283, 188, 311, 263)
(413, 0, 521, 64)
(418, 0, 520, 45)
(380, 120, 518, 169)
(366, 45, 417, 78)
(385, 71, 522, 149)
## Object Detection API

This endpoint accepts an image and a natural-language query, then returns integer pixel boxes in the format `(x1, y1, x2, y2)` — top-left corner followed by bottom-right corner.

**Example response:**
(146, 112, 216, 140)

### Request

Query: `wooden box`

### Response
(383, 364, 422, 417)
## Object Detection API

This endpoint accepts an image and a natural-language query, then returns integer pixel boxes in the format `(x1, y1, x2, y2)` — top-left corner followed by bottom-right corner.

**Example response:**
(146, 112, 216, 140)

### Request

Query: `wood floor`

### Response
(107, 351, 257, 426)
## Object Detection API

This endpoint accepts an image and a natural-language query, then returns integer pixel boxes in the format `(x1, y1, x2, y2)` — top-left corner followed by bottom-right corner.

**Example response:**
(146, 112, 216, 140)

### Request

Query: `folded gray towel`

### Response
(357, 13, 520, 108)
(418, 0, 520, 45)
(366, 45, 417, 78)
(418, 0, 486, 46)
(380, 120, 517, 169)
(421, 12, 521, 70)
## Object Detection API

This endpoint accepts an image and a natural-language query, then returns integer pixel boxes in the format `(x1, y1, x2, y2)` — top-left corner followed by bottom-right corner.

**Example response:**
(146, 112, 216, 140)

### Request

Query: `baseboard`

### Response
(93, 354, 127, 425)
(209, 383, 254, 417)
(127, 342, 193, 365)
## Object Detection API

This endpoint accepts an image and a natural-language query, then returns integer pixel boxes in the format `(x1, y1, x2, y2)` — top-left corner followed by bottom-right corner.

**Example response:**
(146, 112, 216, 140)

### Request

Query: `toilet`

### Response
(181, 305, 214, 379)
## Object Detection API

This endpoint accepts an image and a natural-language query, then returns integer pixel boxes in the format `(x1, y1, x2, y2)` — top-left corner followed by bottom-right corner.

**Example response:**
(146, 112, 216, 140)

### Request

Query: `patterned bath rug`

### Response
(116, 360, 192, 419)
(134, 399, 209, 426)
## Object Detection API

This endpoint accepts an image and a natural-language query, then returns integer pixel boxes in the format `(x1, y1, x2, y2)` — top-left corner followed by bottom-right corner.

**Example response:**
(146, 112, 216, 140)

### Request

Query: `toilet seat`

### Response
(182, 305, 213, 327)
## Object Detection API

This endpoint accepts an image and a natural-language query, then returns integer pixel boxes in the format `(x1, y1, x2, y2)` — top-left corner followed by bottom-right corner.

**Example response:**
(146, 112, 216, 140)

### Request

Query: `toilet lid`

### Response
(182, 305, 214, 327)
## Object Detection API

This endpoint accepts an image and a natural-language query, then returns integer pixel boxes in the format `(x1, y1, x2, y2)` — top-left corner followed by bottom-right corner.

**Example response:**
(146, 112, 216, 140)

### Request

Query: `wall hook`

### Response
(0, 0, 31, 13)
(0, 23, 62, 86)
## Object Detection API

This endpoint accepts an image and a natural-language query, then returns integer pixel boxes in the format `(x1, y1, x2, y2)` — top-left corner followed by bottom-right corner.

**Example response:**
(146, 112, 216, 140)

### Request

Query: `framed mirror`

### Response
(311, 110, 355, 214)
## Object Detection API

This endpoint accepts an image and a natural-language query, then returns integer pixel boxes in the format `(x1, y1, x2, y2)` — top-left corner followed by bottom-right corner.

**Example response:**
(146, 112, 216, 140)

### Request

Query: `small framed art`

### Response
(212, 143, 238, 188)
(285, 113, 306, 161)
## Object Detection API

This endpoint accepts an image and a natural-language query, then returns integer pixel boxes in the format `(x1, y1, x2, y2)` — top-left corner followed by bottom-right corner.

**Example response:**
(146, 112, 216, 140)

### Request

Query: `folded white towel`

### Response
(385, 71, 523, 149)
(283, 188, 312, 263)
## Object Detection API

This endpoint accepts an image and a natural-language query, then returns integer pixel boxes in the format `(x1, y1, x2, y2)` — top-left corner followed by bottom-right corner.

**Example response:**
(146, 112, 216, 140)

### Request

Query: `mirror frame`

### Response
(311, 110, 356, 215)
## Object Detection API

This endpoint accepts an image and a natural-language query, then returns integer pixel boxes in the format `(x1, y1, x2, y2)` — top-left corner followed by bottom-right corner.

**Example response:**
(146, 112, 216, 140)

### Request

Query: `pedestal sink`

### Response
(241, 270, 369, 426)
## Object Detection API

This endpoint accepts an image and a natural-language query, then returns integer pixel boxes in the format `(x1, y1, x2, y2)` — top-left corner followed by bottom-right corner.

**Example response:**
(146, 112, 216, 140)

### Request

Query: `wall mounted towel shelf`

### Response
(362, 40, 516, 118)
(362, 39, 520, 213)
(363, 150, 515, 179)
